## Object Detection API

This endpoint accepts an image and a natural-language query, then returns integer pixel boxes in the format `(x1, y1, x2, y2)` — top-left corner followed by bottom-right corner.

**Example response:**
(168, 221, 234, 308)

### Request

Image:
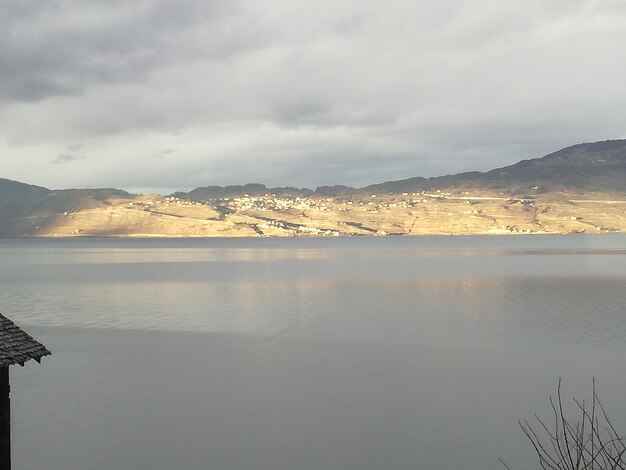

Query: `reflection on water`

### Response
(1, 235, 626, 470)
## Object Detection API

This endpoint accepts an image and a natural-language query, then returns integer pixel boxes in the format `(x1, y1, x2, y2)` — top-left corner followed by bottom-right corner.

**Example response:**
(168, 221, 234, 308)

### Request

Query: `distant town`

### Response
(43, 188, 625, 238)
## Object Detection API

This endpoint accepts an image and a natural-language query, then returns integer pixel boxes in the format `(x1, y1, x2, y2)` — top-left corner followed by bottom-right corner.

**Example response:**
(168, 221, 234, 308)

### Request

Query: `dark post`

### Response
(0, 312, 50, 470)
(0, 366, 9, 469)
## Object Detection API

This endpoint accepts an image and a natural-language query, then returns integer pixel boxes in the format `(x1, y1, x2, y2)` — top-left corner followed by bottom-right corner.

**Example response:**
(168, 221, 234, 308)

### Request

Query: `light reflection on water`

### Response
(1, 235, 625, 470)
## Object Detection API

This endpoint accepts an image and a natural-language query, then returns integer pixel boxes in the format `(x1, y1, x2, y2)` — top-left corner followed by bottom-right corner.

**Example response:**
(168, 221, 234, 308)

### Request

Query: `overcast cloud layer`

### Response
(1, 0, 626, 193)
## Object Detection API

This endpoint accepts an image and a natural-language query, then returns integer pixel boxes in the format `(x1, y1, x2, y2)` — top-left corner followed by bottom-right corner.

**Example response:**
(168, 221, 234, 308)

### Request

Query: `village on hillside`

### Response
(18, 188, 626, 238)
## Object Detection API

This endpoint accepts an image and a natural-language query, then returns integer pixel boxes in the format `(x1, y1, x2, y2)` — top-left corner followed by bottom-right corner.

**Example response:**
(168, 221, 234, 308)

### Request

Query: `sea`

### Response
(2, 235, 625, 470)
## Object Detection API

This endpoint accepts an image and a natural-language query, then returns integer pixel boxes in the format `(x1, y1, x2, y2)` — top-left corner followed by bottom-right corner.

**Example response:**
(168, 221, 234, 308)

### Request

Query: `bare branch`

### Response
(504, 380, 624, 470)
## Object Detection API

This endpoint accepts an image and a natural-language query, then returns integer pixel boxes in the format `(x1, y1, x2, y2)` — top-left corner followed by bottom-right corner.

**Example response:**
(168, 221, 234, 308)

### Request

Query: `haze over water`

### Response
(2, 235, 626, 470)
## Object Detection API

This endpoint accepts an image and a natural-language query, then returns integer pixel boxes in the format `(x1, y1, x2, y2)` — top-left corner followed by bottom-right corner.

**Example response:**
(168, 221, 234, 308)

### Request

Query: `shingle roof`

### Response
(0, 313, 51, 367)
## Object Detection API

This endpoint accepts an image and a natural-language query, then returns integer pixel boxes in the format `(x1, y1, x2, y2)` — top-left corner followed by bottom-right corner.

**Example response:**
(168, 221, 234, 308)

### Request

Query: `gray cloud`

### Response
(152, 148, 176, 159)
(52, 154, 86, 164)
(1, 0, 626, 191)
(0, 0, 251, 103)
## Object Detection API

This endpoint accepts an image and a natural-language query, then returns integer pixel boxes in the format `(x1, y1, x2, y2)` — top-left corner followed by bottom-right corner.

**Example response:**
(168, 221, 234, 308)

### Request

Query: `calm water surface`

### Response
(2, 235, 626, 469)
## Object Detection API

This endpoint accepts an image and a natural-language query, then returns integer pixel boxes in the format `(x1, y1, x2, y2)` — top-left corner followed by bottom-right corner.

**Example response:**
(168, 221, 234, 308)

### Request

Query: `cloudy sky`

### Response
(1, 0, 625, 193)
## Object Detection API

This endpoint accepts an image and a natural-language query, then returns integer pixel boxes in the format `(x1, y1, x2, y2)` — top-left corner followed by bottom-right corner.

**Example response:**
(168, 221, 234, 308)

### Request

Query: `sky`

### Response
(1, 0, 626, 194)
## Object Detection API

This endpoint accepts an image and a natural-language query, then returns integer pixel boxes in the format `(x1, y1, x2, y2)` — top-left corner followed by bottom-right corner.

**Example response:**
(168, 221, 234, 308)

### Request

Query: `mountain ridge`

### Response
(1, 139, 625, 237)
(175, 139, 626, 199)
(3, 139, 625, 200)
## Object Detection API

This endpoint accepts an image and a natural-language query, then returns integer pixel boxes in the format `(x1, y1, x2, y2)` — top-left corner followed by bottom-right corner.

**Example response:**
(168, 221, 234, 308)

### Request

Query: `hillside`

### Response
(170, 140, 626, 199)
(1, 140, 625, 237)
(362, 139, 626, 194)
(0, 180, 131, 237)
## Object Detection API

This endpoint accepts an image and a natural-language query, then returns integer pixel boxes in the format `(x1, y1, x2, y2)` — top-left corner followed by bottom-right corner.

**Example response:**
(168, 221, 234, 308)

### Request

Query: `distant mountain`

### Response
(2, 139, 625, 215)
(0, 179, 130, 236)
(483, 139, 626, 189)
(0, 180, 130, 213)
(363, 139, 626, 194)
(172, 183, 313, 200)
(173, 139, 626, 199)
(0, 179, 50, 217)
(1, 139, 625, 237)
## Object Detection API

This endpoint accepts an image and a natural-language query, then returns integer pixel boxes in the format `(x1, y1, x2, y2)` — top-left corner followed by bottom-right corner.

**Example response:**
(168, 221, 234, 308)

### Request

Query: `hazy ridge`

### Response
(2, 140, 625, 237)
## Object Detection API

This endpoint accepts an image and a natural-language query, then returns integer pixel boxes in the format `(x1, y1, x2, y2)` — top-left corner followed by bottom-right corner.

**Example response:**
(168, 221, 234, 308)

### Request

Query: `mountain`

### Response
(0, 179, 130, 236)
(0, 179, 130, 215)
(362, 139, 626, 194)
(1, 139, 625, 237)
(171, 140, 626, 200)
(172, 183, 314, 200)
(0, 179, 50, 218)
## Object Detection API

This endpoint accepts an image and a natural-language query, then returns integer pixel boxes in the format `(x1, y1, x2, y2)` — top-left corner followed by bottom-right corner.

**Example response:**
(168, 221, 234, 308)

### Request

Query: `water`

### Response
(2, 235, 625, 469)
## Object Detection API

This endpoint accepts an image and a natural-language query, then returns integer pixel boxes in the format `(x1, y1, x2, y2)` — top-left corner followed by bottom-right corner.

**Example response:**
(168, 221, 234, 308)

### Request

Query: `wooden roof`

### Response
(0, 313, 51, 367)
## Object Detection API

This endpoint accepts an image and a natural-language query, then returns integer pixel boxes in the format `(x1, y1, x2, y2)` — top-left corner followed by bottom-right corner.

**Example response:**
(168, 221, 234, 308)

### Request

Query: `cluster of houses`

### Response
(212, 191, 478, 214)
(220, 195, 330, 212)
(112, 190, 584, 237)
(128, 196, 206, 209)
(122, 190, 529, 218)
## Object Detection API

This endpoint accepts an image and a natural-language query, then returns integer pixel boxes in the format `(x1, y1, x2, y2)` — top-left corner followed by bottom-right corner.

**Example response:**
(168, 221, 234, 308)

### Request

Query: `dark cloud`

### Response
(0, 0, 254, 103)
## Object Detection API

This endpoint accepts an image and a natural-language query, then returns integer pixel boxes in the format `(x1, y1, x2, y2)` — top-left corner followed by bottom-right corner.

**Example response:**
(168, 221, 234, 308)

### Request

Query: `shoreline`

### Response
(2, 230, 625, 240)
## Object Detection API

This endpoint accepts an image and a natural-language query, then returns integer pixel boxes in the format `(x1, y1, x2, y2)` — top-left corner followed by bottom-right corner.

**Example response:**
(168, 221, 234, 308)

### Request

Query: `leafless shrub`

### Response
(503, 379, 626, 470)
